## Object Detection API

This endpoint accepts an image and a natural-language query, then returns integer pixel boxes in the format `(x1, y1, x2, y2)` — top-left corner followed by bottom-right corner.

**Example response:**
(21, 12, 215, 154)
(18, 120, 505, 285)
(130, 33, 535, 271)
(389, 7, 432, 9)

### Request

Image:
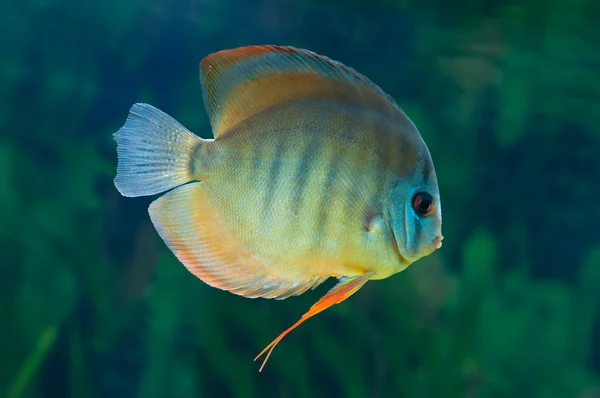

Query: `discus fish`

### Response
(113, 45, 443, 372)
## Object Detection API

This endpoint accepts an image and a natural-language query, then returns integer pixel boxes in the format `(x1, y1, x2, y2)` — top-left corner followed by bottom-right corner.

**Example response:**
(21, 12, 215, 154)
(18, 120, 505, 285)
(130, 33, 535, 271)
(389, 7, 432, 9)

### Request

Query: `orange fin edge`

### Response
(254, 271, 375, 372)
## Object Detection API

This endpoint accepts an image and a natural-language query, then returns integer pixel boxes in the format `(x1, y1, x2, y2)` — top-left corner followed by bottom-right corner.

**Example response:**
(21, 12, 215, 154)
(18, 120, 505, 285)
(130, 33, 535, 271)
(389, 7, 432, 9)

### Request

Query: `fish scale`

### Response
(204, 104, 373, 268)
(113, 45, 442, 372)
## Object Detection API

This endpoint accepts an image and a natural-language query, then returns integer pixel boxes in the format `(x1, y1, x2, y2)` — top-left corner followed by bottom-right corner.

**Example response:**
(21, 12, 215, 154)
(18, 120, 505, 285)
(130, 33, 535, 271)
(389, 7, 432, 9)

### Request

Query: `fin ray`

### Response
(254, 272, 375, 372)
(114, 103, 202, 197)
(148, 182, 328, 299)
(200, 45, 404, 137)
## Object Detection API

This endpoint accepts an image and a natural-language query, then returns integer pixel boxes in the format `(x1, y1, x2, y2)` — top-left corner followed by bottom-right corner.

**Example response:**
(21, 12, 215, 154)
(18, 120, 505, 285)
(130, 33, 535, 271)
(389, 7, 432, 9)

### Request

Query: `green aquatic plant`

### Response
(2, 0, 599, 396)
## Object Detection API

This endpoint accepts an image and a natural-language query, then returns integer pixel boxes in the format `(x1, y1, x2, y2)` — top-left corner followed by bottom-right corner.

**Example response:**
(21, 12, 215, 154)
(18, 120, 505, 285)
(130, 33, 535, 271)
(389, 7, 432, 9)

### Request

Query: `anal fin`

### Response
(148, 182, 327, 299)
(254, 271, 375, 372)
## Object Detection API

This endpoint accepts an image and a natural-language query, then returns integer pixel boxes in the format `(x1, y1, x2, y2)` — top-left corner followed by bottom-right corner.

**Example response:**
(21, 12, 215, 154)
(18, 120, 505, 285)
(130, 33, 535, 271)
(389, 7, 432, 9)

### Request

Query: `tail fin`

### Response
(114, 103, 203, 197)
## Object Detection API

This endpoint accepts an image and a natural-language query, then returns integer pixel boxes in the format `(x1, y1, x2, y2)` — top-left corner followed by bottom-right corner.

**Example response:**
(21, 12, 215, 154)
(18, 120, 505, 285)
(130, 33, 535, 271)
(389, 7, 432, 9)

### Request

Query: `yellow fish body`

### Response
(114, 45, 443, 371)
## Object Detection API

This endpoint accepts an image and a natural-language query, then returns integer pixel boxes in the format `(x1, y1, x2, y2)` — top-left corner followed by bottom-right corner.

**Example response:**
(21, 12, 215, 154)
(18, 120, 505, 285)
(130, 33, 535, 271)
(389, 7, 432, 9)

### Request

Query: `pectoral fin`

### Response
(254, 271, 375, 372)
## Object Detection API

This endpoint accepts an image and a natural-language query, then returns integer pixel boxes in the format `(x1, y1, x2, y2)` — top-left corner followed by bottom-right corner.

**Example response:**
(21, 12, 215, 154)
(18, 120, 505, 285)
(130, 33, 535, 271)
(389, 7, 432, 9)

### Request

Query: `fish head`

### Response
(387, 146, 442, 264)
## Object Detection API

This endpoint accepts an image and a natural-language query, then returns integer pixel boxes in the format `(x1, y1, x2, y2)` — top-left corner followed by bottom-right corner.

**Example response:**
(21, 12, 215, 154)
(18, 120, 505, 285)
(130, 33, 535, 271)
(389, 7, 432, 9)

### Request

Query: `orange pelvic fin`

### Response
(254, 271, 375, 372)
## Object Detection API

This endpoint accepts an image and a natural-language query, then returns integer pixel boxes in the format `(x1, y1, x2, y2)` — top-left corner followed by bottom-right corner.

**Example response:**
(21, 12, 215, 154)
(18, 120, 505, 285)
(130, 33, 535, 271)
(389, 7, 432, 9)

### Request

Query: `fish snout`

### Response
(433, 235, 444, 249)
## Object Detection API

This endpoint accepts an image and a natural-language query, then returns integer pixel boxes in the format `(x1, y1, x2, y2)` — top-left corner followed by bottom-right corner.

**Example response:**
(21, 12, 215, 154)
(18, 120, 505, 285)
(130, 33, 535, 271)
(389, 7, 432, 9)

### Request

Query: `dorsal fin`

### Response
(199, 45, 404, 138)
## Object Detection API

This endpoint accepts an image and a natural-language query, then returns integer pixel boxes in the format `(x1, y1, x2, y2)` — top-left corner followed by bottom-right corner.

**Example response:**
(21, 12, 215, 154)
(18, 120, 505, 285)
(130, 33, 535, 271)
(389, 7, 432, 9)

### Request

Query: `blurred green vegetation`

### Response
(1, 0, 599, 397)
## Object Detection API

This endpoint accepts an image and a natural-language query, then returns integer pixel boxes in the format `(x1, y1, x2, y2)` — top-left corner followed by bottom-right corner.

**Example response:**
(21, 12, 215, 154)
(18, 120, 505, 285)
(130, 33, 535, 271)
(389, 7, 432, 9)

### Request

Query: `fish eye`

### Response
(412, 192, 434, 217)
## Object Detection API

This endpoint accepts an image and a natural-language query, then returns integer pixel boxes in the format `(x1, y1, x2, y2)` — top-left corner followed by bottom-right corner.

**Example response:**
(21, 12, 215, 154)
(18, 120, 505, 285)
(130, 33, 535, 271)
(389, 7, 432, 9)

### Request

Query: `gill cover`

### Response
(388, 152, 442, 263)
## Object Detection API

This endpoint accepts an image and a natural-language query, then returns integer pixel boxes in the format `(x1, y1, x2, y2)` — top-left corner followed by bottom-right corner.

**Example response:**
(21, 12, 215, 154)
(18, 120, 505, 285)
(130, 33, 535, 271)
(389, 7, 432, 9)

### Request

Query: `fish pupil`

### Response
(412, 192, 434, 216)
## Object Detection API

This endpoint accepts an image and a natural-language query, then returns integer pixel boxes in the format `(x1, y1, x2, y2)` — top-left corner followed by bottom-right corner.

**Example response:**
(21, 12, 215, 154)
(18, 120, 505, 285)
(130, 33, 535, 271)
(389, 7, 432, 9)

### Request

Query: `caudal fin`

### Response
(114, 103, 203, 197)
